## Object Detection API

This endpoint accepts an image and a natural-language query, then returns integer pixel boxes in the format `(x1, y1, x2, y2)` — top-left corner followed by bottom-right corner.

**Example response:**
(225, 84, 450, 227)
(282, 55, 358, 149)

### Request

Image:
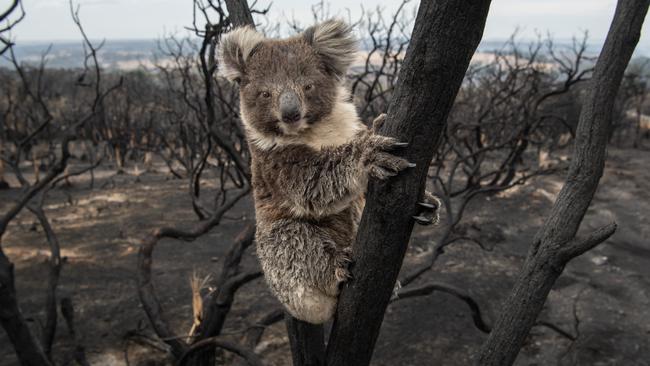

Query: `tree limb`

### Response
(477, 1, 648, 364)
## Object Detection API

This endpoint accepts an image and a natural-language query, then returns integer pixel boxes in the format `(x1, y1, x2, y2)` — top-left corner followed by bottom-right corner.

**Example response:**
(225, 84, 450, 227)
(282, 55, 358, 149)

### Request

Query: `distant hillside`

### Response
(0, 39, 162, 70)
(1, 38, 647, 70)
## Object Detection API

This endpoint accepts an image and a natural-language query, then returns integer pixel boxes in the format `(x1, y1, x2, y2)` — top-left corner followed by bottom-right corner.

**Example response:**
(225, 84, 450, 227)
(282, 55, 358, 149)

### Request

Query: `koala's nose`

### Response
(282, 110, 301, 123)
(279, 91, 302, 123)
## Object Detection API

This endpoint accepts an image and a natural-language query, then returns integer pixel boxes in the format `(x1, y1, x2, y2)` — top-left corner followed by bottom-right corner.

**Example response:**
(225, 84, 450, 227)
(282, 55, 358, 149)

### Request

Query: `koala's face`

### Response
(218, 20, 357, 139)
(239, 41, 338, 136)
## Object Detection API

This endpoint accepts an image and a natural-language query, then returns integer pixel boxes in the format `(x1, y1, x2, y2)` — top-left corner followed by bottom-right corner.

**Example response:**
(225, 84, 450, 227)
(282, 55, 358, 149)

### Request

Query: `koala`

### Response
(218, 20, 439, 324)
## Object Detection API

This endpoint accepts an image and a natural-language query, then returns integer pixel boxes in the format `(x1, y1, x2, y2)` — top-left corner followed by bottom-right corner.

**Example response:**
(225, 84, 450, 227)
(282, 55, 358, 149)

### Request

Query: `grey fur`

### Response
(217, 26, 265, 83)
(218, 20, 439, 324)
(304, 19, 358, 78)
(251, 130, 412, 324)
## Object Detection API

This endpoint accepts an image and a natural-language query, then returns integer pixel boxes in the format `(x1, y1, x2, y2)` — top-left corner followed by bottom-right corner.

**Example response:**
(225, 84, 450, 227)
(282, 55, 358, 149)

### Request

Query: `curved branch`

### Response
(391, 281, 491, 334)
(137, 187, 250, 357)
(27, 203, 62, 357)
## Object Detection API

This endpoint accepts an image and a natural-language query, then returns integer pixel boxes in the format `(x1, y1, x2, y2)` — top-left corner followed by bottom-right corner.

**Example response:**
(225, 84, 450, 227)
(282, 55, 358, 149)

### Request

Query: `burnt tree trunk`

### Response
(476, 0, 648, 365)
(224, 0, 254, 27)
(285, 313, 325, 366)
(325, 1, 492, 366)
(0, 254, 53, 366)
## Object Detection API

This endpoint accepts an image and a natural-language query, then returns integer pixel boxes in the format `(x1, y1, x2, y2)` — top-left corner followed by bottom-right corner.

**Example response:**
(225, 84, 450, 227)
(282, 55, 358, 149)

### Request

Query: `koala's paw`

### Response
(413, 191, 441, 226)
(362, 133, 413, 180)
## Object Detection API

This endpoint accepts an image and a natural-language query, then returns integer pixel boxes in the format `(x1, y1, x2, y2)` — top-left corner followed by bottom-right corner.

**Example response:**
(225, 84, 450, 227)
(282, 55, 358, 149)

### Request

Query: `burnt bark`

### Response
(225, 0, 254, 27)
(476, 1, 648, 365)
(286, 314, 325, 366)
(0, 255, 52, 366)
(28, 204, 62, 357)
(325, 1, 492, 365)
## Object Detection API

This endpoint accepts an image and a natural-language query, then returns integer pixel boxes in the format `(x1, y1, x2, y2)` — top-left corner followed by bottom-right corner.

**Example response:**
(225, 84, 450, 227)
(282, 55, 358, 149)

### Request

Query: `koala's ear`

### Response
(303, 19, 357, 79)
(218, 26, 265, 84)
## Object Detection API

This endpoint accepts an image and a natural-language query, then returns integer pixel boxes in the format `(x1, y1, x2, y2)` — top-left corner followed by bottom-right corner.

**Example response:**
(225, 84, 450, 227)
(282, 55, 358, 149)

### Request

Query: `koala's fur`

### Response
(218, 20, 432, 324)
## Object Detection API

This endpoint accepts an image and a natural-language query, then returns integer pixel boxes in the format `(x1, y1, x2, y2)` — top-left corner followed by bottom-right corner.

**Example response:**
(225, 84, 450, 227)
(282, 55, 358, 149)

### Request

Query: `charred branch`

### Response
(477, 1, 647, 364)
(137, 186, 250, 358)
(391, 281, 491, 334)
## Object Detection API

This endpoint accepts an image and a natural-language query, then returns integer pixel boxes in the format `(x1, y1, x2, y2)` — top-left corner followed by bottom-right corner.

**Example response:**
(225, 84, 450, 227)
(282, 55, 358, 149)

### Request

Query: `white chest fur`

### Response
(244, 87, 366, 151)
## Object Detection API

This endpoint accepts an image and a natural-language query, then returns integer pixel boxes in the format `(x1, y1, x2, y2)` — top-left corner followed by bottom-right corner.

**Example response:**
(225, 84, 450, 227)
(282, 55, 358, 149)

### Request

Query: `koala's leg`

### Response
(256, 219, 349, 324)
(413, 191, 441, 226)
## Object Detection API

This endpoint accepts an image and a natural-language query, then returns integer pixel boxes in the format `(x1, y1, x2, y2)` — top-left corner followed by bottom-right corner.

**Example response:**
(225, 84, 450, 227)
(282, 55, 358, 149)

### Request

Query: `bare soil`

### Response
(1, 147, 649, 366)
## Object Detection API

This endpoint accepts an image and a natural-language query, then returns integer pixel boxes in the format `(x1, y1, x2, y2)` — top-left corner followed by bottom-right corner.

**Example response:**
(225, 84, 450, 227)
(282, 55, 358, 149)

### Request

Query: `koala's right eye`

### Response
(259, 91, 271, 99)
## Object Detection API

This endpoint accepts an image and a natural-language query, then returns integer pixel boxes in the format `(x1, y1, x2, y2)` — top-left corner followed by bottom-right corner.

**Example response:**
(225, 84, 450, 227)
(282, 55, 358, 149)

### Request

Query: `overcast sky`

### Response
(4, 0, 649, 49)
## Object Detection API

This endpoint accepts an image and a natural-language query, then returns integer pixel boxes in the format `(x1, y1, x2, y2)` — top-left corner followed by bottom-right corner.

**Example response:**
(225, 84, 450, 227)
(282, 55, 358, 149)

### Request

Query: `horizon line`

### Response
(11, 36, 615, 45)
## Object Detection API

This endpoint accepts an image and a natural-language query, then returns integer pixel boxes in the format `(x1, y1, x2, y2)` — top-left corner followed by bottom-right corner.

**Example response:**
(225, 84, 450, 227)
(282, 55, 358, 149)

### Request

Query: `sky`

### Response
(3, 0, 649, 51)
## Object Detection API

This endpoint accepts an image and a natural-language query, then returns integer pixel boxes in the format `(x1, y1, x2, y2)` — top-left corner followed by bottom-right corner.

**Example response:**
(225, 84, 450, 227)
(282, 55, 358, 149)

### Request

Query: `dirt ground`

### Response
(1, 147, 649, 366)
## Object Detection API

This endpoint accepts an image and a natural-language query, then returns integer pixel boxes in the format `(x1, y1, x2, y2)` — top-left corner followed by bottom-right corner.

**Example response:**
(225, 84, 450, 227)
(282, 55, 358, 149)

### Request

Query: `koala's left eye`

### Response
(304, 84, 314, 91)
(260, 91, 271, 98)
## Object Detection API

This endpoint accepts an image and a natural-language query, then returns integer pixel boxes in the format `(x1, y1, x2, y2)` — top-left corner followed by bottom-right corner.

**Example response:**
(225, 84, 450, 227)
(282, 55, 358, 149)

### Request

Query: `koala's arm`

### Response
(264, 130, 412, 218)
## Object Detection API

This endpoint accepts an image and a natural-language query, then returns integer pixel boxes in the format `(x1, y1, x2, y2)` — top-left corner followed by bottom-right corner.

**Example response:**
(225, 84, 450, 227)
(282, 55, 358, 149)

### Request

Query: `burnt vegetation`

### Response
(1, 0, 649, 365)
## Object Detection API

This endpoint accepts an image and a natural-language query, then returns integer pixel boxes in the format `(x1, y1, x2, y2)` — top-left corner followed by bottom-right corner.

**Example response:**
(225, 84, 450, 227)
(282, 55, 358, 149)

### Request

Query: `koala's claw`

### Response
(417, 201, 438, 210)
(362, 132, 414, 180)
(369, 166, 397, 180)
(413, 215, 434, 226)
(413, 192, 441, 226)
